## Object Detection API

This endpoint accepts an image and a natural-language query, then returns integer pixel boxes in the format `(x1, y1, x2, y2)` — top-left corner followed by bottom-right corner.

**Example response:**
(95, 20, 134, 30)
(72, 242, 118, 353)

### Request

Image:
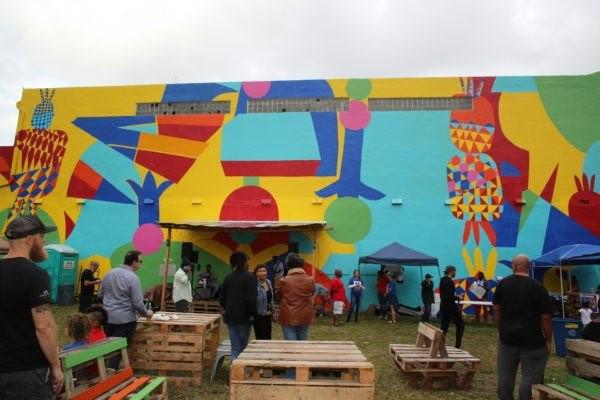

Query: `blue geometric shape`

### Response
(162, 83, 237, 102)
(30, 188, 42, 197)
(583, 140, 600, 179)
(492, 76, 537, 93)
(311, 112, 338, 176)
(499, 161, 521, 177)
(73, 116, 151, 149)
(543, 206, 600, 253)
(121, 123, 158, 134)
(96, 180, 135, 205)
(111, 145, 137, 160)
(490, 202, 520, 247)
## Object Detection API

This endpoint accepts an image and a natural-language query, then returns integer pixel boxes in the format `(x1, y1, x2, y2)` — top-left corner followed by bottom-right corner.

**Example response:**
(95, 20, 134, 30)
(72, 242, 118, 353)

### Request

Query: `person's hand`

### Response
(51, 364, 64, 394)
(146, 309, 154, 320)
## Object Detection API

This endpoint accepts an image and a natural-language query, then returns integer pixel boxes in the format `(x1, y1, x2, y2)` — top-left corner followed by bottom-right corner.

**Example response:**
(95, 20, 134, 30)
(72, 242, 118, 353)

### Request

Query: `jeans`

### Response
(0, 367, 53, 400)
(497, 343, 548, 400)
(377, 293, 388, 316)
(440, 304, 464, 348)
(282, 325, 309, 340)
(175, 300, 189, 312)
(228, 324, 251, 359)
(253, 315, 272, 340)
(78, 294, 93, 312)
(105, 321, 138, 369)
(347, 296, 361, 322)
(422, 302, 432, 322)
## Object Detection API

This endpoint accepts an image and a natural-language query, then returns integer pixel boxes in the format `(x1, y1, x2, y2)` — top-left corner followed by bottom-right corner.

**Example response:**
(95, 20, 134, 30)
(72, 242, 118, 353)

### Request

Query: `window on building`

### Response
(136, 101, 231, 116)
(368, 97, 473, 111)
(246, 98, 349, 113)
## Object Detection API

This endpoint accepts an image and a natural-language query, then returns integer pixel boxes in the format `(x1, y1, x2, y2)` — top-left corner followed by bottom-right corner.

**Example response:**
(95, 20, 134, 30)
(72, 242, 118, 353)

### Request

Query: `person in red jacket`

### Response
(329, 269, 347, 326)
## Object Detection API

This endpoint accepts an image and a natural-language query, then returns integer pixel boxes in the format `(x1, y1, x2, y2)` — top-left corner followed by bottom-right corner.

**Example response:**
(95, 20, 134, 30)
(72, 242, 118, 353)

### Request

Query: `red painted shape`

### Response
(221, 160, 319, 176)
(158, 124, 221, 142)
(72, 367, 134, 400)
(569, 174, 600, 237)
(67, 161, 102, 199)
(250, 232, 290, 254)
(0, 146, 14, 180)
(135, 150, 196, 183)
(64, 212, 75, 239)
(212, 232, 239, 252)
(540, 164, 559, 203)
(220, 186, 279, 221)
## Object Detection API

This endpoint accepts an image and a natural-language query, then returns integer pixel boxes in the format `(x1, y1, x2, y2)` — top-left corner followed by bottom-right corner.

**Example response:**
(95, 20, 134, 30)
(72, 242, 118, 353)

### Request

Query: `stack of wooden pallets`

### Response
(230, 340, 375, 400)
(128, 312, 221, 387)
(165, 299, 222, 314)
(389, 322, 481, 390)
(533, 339, 600, 400)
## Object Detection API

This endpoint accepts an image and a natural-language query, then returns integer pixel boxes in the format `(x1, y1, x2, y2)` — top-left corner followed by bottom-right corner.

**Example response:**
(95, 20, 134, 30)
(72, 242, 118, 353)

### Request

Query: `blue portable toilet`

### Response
(37, 244, 79, 305)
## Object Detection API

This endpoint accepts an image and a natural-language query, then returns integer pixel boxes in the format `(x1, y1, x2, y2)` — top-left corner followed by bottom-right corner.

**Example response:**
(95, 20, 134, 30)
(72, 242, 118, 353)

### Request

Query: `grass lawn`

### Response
(53, 305, 566, 399)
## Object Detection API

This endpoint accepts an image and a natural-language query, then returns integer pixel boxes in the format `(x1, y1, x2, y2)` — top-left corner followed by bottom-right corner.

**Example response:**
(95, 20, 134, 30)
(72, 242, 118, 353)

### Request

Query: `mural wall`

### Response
(1, 74, 599, 309)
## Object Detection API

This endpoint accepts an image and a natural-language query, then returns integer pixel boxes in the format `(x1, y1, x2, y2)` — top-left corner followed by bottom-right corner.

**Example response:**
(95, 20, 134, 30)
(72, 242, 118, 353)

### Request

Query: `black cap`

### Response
(5, 215, 57, 240)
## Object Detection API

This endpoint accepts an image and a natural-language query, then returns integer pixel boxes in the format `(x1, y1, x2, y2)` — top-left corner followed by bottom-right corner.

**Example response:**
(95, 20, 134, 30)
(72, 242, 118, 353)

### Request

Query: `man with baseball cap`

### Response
(0, 215, 64, 399)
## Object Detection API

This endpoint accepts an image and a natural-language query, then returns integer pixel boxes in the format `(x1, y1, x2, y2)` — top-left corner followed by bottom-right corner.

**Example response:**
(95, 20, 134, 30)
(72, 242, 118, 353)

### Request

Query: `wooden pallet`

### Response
(129, 312, 221, 387)
(164, 300, 222, 314)
(533, 374, 600, 400)
(566, 339, 600, 381)
(389, 323, 480, 390)
(230, 340, 374, 400)
(59, 337, 167, 400)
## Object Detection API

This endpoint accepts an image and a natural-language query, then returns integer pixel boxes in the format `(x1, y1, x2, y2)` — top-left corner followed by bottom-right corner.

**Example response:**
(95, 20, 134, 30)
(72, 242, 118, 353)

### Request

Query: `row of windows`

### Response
(135, 96, 472, 116)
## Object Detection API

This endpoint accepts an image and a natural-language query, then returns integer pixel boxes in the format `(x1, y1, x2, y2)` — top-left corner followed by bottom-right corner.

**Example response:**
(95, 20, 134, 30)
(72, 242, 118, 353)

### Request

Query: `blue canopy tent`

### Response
(358, 242, 441, 281)
(532, 244, 600, 317)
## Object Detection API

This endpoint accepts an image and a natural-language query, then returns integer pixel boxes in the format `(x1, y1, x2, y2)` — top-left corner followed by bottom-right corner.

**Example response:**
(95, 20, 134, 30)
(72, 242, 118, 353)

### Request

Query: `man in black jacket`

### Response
(421, 274, 434, 322)
(219, 251, 257, 359)
(439, 265, 464, 348)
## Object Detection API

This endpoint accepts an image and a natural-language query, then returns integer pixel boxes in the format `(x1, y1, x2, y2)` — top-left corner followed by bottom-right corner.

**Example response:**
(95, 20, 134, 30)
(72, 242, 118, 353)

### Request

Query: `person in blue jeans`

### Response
(219, 251, 257, 359)
(387, 272, 399, 323)
(347, 269, 365, 323)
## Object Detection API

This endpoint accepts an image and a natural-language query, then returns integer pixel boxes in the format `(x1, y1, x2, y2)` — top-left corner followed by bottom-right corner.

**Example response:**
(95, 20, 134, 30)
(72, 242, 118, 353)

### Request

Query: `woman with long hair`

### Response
(254, 264, 274, 339)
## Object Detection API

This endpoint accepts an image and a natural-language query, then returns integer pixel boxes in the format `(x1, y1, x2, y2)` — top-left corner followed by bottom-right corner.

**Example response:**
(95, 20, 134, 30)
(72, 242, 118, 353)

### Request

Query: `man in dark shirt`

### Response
(79, 260, 101, 312)
(439, 265, 464, 348)
(493, 254, 553, 400)
(421, 274, 434, 322)
(0, 215, 64, 399)
(219, 251, 257, 359)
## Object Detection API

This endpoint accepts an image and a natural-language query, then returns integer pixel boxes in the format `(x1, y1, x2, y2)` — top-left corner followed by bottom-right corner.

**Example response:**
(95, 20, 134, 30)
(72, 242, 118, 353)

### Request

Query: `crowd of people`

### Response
(1, 215, 598, 400)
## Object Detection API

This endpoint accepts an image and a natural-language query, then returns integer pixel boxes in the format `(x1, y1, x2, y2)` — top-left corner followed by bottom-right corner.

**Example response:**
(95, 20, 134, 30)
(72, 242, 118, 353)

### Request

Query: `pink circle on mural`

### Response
(340, 100, 371, 130)
(242, 81, 271, 98)
(133, 223, 164, 254)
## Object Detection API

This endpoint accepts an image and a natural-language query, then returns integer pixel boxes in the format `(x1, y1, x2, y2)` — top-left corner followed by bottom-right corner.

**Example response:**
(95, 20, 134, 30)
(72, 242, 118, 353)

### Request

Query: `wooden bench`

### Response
(532, 339, 600, 400)
(59, 337, 167, 400)
(389, 322, 480, 390)
(230, 340, 374, 400)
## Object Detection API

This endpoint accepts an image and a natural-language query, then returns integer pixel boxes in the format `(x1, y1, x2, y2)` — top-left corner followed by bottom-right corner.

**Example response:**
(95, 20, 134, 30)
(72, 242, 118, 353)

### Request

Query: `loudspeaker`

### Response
(181, 242, 193, 262)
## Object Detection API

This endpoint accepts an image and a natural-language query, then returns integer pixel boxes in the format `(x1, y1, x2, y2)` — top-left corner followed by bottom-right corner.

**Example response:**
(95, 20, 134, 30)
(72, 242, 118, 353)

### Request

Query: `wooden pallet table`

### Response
(128, 312, 221, 387)
(230, 340, 374, 400)
(165, 299, 222, 314)
(389, 323, 480, 390)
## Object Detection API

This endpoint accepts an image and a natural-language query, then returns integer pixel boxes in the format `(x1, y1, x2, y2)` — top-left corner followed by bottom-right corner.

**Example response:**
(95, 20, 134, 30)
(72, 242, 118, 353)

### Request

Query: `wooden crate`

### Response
(129, 312, 221, 387)
(533, 375, 600, 400)
(566, 339, 600, 380)
(191, 300, 222, 314)
(230, 340, 374, 400)
(389, 323, 480, 390)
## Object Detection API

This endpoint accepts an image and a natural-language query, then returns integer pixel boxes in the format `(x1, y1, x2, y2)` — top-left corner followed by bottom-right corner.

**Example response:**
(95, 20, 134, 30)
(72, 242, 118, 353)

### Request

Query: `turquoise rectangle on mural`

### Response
(221, 113, 320, 161)
(492, 76, 537, 92)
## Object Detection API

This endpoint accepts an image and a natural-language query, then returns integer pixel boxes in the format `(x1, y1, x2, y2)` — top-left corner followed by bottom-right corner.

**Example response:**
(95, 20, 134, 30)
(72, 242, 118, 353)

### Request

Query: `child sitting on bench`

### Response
(86, 305, 108, 343)
(63, 313, 91, 351)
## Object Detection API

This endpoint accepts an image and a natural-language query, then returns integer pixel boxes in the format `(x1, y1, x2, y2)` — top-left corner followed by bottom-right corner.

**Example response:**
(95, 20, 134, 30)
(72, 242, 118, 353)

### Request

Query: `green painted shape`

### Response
(325, 197, 372, 244)
(36, 209, 60, 244)
(129, 377, 166, 400)
(110, 241, 183, 290)
(0, 209, 8, 227)
(546, 383, 590, 400)
(518, 190, 539, 232)
(536, 73, 600, 152)
(346, 79, 372, 100)
(62, 337, 127, 369)
(565, 373, 600, 399)
(243, 176, 259, 186)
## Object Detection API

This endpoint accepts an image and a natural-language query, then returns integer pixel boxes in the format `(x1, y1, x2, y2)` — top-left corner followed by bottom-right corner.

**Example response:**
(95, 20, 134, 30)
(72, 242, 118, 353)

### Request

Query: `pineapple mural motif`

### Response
(447, 78, 503, 246)
(6, 89, 68, 220)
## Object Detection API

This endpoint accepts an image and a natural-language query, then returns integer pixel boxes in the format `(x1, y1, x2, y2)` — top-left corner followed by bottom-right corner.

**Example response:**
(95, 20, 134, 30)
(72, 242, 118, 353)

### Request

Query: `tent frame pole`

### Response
(160, 227, 173, 311)
(559, 264, 565, 318)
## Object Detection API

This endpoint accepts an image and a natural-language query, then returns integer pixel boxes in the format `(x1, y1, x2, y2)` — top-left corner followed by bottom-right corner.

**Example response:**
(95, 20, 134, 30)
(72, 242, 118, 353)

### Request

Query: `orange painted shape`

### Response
(71, 367, 134, 400)
(156, 114, 224, 126)
(138, 133, 208, 158)
(75, 161, 103, 189)
(109, 376, 150, 400)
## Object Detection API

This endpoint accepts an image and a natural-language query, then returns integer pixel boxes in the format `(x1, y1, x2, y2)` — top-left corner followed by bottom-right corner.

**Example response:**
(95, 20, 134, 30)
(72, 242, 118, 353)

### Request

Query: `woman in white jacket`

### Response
(173, 260, 193, 312)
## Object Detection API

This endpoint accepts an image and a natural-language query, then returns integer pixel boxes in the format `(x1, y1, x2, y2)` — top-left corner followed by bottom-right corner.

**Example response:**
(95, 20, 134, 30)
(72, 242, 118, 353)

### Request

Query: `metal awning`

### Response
(158, 220, 328, 232)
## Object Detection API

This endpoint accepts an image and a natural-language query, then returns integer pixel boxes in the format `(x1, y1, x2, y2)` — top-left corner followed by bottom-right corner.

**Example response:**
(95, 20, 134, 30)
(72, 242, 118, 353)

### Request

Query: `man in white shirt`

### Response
(579, 302, 593, 327)
(173, 260, 193, 312)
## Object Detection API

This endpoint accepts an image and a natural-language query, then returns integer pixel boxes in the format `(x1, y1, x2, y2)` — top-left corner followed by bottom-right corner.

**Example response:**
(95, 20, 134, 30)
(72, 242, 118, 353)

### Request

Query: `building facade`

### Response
(1, 74, 599, 308)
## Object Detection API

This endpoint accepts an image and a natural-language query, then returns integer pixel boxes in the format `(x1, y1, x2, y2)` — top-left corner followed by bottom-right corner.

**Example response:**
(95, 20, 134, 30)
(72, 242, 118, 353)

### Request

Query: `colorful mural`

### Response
(1, 74, 599, 308)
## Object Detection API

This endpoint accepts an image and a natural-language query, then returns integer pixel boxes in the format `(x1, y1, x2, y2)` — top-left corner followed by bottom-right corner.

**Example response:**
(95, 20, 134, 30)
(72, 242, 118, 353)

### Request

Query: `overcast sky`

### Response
(1, 0, 599, 145)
